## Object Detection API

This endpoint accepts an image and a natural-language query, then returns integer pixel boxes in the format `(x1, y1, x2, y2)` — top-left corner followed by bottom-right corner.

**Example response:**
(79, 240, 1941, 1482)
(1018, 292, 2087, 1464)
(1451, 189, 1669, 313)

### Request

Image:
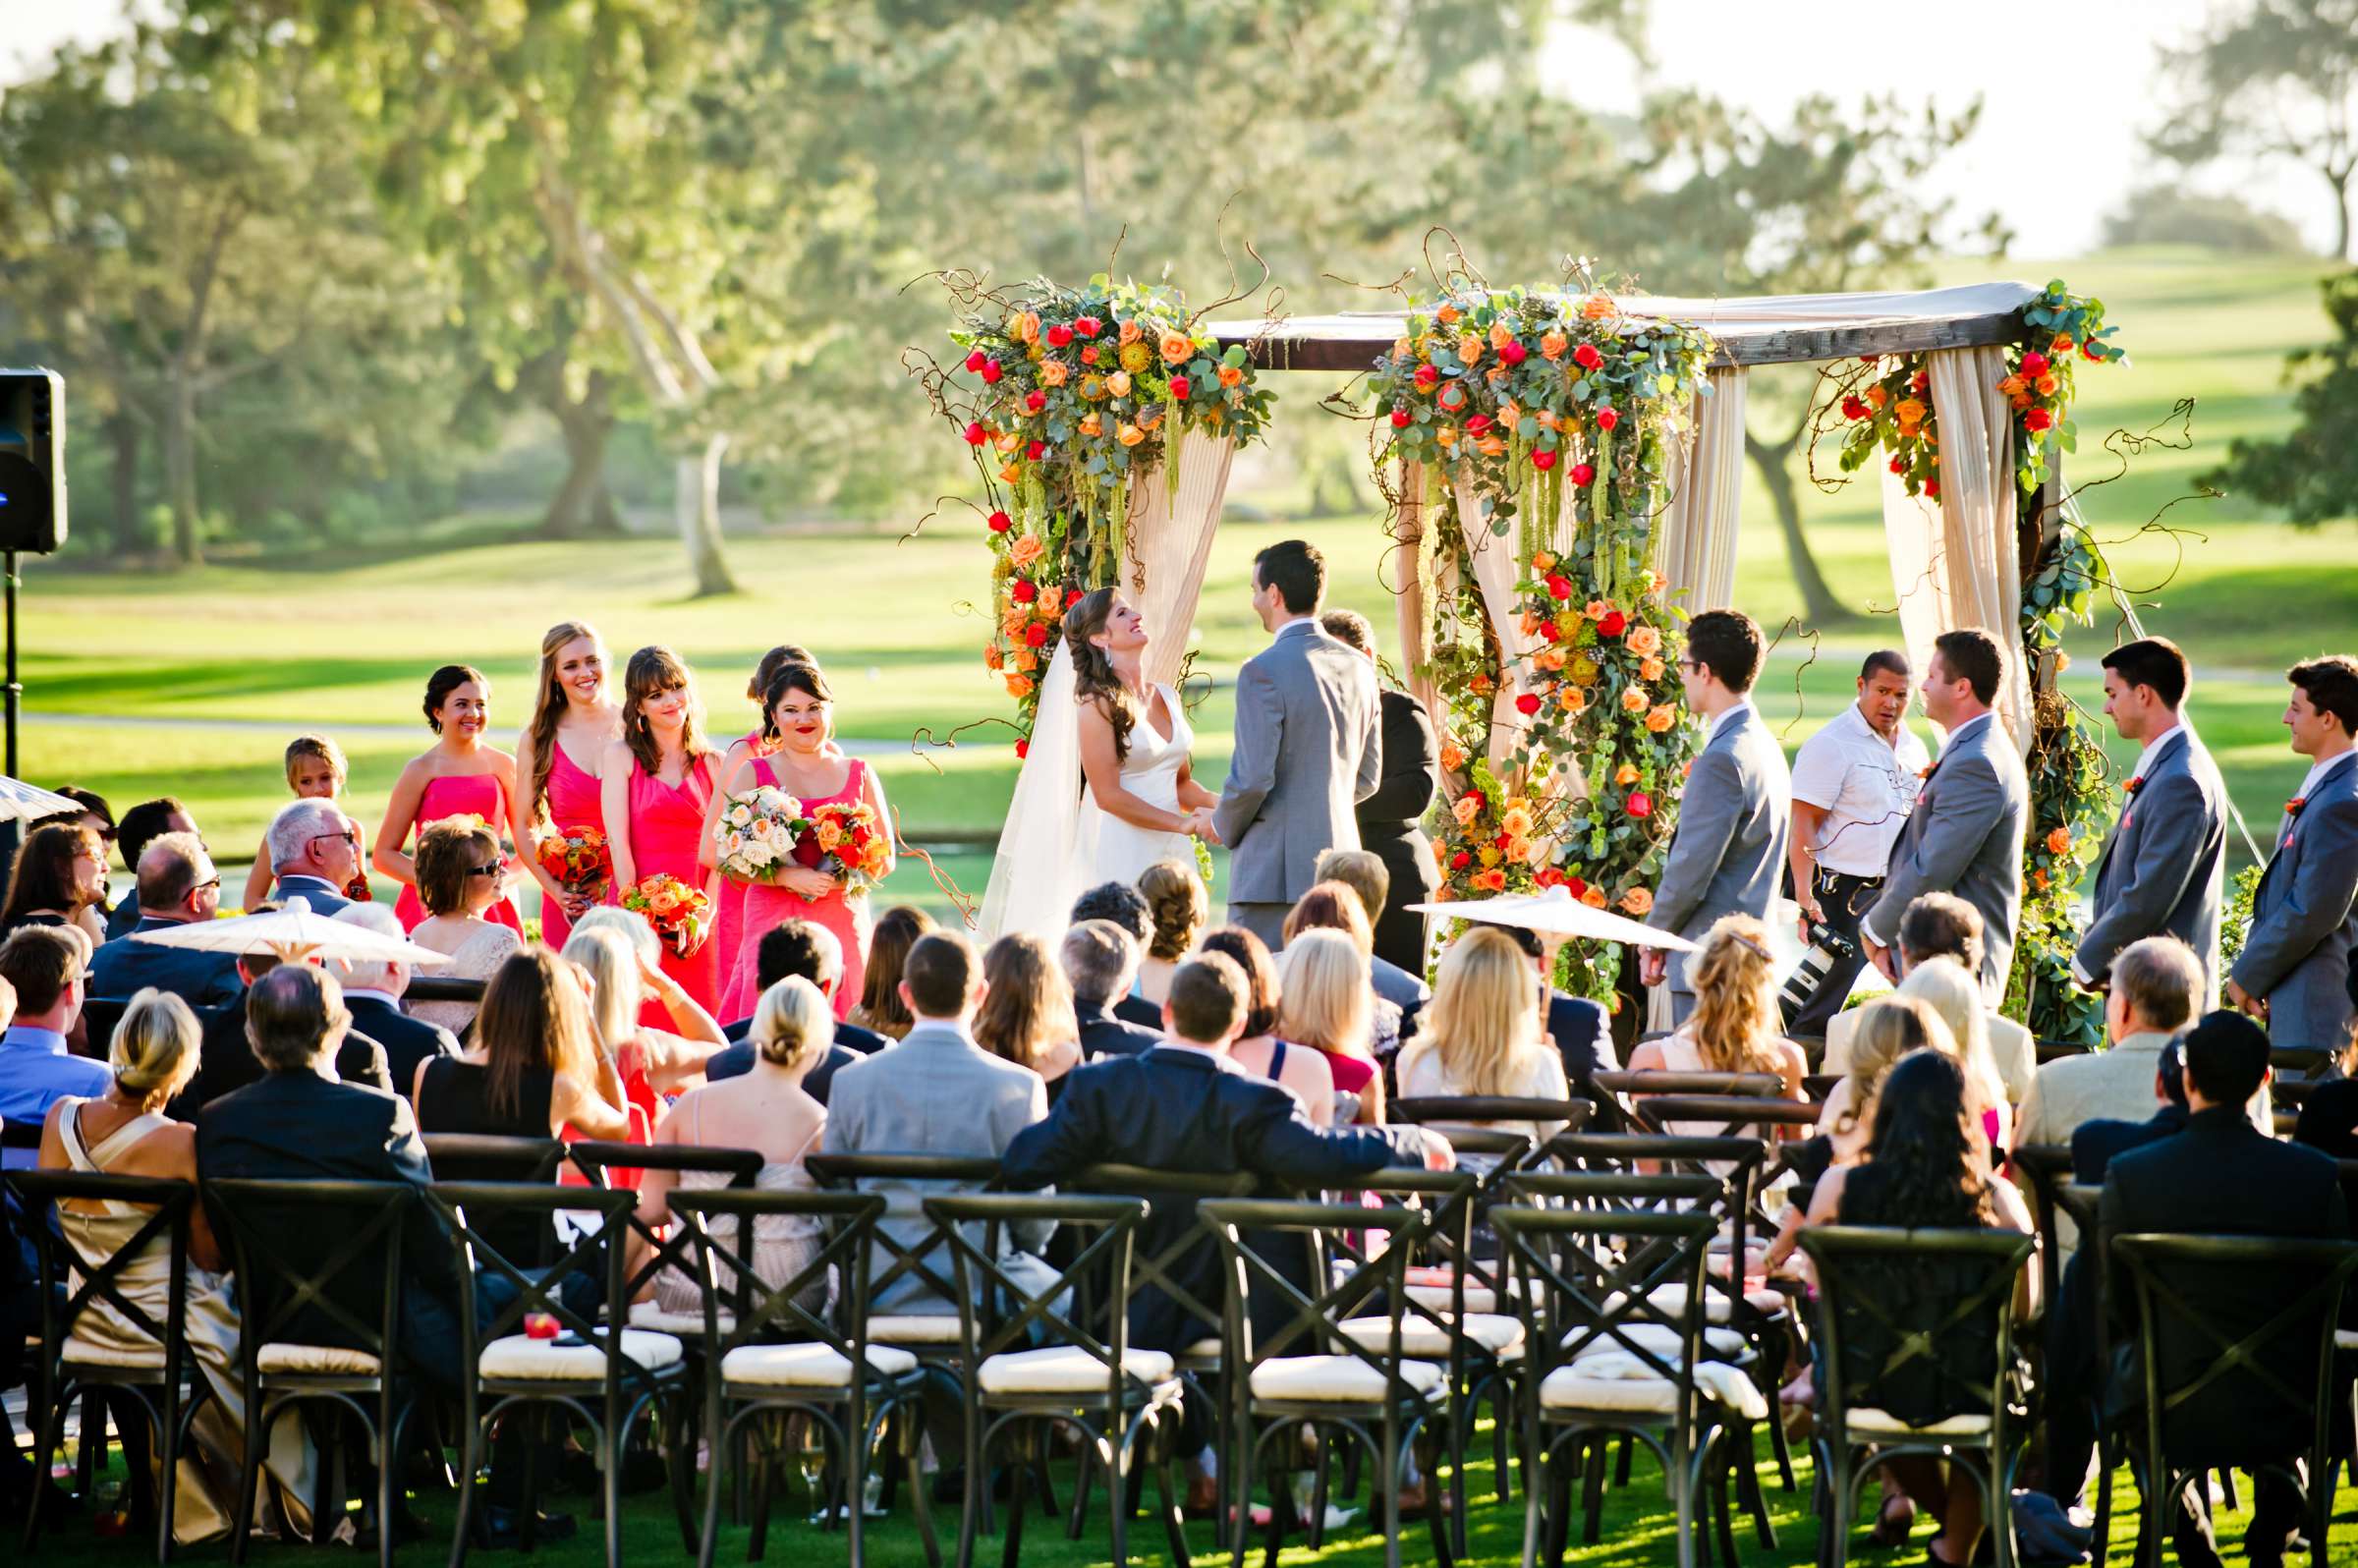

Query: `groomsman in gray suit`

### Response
(1861, 628, 2030, 1001)
(2074, 638, 2227, 995)
(2227, 654, 2358, 1049)
(1213, 540, 1381, 949)
(1641, 610, 1791, 1026)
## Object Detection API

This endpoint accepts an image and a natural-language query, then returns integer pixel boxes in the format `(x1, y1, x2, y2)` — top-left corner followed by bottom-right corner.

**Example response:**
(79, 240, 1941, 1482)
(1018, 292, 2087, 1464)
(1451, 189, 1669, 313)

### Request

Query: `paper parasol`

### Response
(0, 775, 92, 825)
(1404, 885, 1702, 953)
(129, 896, 453, 966)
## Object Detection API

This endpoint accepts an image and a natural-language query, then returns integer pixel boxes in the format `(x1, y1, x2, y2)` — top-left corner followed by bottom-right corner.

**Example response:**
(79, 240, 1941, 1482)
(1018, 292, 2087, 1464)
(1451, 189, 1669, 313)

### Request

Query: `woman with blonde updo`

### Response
(1135, 858, 1207, 1007)
(633, 974, 832, 1315)
(1394, 924, 1573, 1147)
(37, 990, 318, 1540)
(1628, 912, 1809, 1115)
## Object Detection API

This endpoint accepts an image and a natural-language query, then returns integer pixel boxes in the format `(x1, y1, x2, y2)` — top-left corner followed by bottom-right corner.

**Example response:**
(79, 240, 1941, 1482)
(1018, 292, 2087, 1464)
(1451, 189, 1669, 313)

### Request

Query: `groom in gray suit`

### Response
(1213, 539, 1381, 948)
(1641, 610, 1791, 1026)
(2073, 638, 2226, 995)
(2226, 654, 2358, 1049)
(1861, 628, 2030, 1001)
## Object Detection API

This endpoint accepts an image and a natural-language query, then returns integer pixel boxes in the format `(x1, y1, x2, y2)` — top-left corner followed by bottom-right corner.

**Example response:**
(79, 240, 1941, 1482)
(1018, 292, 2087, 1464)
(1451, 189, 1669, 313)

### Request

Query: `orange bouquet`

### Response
(620, 873, 712, 959)
(536, 825, 613, 902)
(804, 801, 890, 892)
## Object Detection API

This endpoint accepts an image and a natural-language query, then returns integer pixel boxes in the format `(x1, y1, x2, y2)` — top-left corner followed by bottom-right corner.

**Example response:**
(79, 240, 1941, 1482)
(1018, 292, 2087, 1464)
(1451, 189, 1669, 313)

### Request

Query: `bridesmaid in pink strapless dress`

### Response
(618, 754, 720, 1021)
(537, 743, 605, 954)
(721, 757, 874, 1022)
(517, 620, 623, 954)
(392, 773, 526, 934)
(710, 726, 764, 998)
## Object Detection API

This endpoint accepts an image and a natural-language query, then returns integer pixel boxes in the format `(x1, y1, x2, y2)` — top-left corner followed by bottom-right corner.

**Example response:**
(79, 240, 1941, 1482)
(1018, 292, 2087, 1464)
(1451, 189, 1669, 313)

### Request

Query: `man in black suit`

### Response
(705, 920, 877, 1102)
(264, 798, 365, 917)
(195, 965, 563, 1545)
(171, 953, 391, 1118)
(1319, 609, 1440, 978)
(328, 904, 457, 1096)
(1002, 952, 1450, 1506)
(1070, 882, 1167, 1030)
(2099, 1011, 2350, 1568)
(1059, 921, 1162, 1059)
(87, 831, 242, 1009)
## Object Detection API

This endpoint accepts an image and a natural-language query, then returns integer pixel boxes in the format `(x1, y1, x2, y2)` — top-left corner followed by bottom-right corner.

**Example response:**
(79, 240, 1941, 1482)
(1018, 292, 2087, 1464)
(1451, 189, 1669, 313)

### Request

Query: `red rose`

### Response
(1888, 455, 1904, 475)
(1073, 315, 1101, 339)
(1010, 580, 1038, 603)
(1024, 390, 1046, 413)
(987, 509, 1012, 532)
(1625, 791, 1653, 818)
(1924, 477, 1940, 500)
(1532, 448, 1558, 471)
(1045, 324, 1074, 349)
(1436, 382, 1468, 413)
(1390, 407, 1412, 428)
(1464, 791, 1486, 812)
(1064, 588, 1084, 608)
(1015, 739, 1030, 759)
(1515, 692, 1542, 715)
(1450, 850, 1473, 870)
(1465, 414, 1492, 436)
(964, 421, 988, 446)
(1570, 462, 1596, 486)
(1492, 833, 1511, 851)
(1497, 339, 1528, 365)
(1909, 369, 1929, 394)
(981, 360, 1003, 385)
(1168, 374, 1191, 400)
(1596, 407, 1620, 431)
(1572, 342, 1603, 371)
(2083, 339, 2104, 360)
(1598, 610, 1627, 638)
(1023, 623, 1049, 648)
(1545, 573, 1573, 601)
(2021, 351, 2049, 377)
(1413, 364, 1440, 391)
(1539, 621, 1559, 641)
(964, 350, 987, 373)
(1860, 355, 1878, 364)
(1841, 395, 1869, 420)
(1567, 876, 1589, 898)
(2024, 406, 2053, 433)
(1027, 439, 1045, 460)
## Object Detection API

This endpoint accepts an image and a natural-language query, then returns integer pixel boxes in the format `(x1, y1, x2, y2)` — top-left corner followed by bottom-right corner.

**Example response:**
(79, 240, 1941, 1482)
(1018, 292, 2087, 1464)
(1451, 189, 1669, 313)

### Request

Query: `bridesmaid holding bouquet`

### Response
(601, 646, 722, 1019)
(515, 621, 622, 954)
(712, 644, 822, 990)
(375, 664, 528, 934)
(708, 657, 894, 1021)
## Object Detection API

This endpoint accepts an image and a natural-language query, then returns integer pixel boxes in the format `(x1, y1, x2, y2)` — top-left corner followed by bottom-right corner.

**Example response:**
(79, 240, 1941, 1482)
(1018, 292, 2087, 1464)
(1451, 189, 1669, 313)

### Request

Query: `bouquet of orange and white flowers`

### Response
(805, 800, 890, 892)
(711, 786, 811, 884)
(536, 825, 612, 902)
(621, 874, 712, 959)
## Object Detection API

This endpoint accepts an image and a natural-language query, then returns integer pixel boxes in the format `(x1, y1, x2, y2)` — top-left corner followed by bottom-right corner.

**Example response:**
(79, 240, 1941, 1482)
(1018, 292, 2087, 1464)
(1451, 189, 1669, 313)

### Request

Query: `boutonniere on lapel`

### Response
(2123, 775, 2145, 798)
(2286, 795, 2308, 817)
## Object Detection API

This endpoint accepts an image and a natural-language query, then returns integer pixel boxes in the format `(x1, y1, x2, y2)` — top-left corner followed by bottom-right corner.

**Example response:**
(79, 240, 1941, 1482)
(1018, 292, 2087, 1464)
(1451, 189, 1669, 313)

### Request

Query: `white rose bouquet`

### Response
(711, 785, 813, 884)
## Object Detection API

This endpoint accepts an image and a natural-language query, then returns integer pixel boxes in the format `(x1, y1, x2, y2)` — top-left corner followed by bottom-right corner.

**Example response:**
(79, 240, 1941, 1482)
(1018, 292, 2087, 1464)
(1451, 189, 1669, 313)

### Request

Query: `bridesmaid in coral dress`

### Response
(515, 621, 623, 954)
(709, 658, 893, 1022)
(375, 664, 528, 935)
(600, 646, 723, 1021)
(712, 644, 819, 999)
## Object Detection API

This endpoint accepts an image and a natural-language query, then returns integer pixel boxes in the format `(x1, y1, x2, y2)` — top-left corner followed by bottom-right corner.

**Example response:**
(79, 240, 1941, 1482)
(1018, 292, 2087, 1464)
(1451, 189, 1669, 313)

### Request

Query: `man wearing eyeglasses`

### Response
(85, 830, 243, 1009)
(264, 797, 363, 916)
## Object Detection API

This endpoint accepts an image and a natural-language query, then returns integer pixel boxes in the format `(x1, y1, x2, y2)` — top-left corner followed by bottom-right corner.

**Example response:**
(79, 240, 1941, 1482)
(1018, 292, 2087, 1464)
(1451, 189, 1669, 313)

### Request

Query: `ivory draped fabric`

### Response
(1133, 431, 1241, 690)
(1877, 345, 2032, 752)
(1655, 366, 1750, 614)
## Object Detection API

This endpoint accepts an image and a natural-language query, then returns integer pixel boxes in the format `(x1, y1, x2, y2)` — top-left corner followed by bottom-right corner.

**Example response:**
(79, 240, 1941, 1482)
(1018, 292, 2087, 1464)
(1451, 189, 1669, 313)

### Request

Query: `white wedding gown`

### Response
(1080, 683, 1196, 886)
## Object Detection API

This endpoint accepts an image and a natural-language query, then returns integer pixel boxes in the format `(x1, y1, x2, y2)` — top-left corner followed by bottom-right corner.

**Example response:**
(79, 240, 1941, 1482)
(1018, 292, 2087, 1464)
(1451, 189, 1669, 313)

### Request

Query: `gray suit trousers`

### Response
(1228, 902, 1289, 952)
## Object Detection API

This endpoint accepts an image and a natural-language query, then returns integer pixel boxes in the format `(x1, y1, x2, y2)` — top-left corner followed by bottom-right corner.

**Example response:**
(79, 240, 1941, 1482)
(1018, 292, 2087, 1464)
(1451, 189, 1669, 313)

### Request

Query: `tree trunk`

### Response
(106, 411, 140, 557)
(674, 432, 738, 597)
(1743, 429, 1843, 625)
(2330, 166, 2353, 263)
(541, 371, 623, 539)
(164, 374, 201, 567)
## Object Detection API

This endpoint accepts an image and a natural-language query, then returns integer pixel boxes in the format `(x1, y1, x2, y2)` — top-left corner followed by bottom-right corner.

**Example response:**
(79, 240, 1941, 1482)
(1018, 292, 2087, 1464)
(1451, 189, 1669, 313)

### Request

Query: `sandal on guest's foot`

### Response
(1868, 1492, 1916, 1549)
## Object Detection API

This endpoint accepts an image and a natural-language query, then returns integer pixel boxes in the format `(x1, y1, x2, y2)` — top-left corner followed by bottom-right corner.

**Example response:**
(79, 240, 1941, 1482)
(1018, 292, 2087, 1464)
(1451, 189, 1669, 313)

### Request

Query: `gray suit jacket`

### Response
(1863, 712, 2029, 1001)
(1645, 704, 1791, 994)
(1214, 620, 1381, 906)
(2229, 753, 2358, 1050)
(2074, 728, 2226, 992)
(822, 1022, 1051, 1313)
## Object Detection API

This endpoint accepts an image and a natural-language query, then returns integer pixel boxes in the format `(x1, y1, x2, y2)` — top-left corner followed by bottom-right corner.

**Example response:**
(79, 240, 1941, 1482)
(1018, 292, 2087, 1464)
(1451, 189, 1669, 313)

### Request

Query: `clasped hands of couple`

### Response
(1178, 805, 1222, 844)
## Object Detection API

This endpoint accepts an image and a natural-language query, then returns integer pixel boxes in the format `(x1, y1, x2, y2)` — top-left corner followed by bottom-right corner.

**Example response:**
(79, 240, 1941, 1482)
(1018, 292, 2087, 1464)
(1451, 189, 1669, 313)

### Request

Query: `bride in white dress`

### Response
(979, 588, 1219, 942)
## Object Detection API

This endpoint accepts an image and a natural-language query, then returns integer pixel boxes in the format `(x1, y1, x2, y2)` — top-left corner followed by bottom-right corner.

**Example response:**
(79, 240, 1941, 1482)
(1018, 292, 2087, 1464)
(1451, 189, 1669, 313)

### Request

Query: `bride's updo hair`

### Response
(1063, 587, 1140, 764)
(758, 660, 834, 744)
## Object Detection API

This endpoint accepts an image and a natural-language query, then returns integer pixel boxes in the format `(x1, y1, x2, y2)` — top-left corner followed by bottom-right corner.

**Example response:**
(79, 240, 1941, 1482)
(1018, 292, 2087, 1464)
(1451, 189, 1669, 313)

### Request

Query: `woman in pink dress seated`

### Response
(600, 646, 722, 1019)
(514, 621, 622, 955)
(708, 657, 893, 1022)
(375, 663, 527, 935)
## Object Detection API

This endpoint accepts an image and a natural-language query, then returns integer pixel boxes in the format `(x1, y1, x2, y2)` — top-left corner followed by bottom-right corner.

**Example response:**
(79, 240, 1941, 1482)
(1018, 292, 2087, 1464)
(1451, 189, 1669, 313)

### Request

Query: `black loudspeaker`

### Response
(0, 368, 66, 554)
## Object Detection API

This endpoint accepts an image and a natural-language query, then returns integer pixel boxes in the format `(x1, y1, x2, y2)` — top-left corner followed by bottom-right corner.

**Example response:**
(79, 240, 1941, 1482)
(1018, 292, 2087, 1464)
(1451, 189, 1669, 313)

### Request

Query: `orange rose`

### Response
(1105, 369, 1132, 398)
(2046, 826, 2071, 855)
(1865, 384, 1890, 410)
(1452, 794, 1482, 826)
(1614, 762, 1639, 786)
(1476, 434, 1506, 457)
(2033, 868, 2050, 891)
(1621, 688, 1649, 713)
(1580, 885, 1608, 908)
(1008, 533, 1045, 570)
(1619, 886, 1654, 916)
(1438, 742, 1468, 772)
(1039, 360, 1068, 388)
(1433, 424, 1457, 448)
(1557, 687, 1588, 713)
(1646, 704, 1677, 733)
(995, 430, 1022, 453)
(1531, 548, 1554, 571)
(1585, 599, 1609, 622)
(1159, 330, 1193, 365)
(1473, 868, 1507, 893)
(1535, 647, 1566, 672)
(1435, 303, 1461, 326)
(1216, 364, 1243, 389)
(1488, 319, 1515, 350)
(2050, 332, 2072, 355)
(816, 819, 844, 852)
(1014, 310, 1039, 345)
(1895, 397, 1927, 427)
(1640, 655, 1665, 682)
(1997, 374, 2025, 397)
(1118, 317, 1143, 345)
(1540, 330, 1569, 362)
(1004, 673, 1035, 700)
(1456, 332, 1484, 366)
(1581, 293, 1614, 321)
(1011, 645, 1039, 673)
(1626, 625, 1662, 657)
(2035, 372, 2058, 396)
(983, 644, 1004, 671)
(1116, 422, 1146, 447)
(1078, 413, 1102, 437)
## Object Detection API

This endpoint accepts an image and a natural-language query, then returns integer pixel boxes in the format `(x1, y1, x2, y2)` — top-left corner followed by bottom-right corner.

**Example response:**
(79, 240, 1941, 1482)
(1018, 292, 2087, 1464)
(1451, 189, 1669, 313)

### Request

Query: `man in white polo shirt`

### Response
(1783, 650, 1930, 1035)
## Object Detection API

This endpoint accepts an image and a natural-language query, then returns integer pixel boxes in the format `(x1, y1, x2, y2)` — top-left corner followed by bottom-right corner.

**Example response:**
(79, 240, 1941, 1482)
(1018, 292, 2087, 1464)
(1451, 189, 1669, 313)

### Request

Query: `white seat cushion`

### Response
(479, 1329, 683, 1380)
(1403, 1279, 1519, 1315)
(2337, 1329, 2358, 1352)
(258, 1343, 382, 1376)
(63, 1338, 163, 1371)
(1339, 1314, 1524, 1359)
(868, 1314, 964, 1345)
(1602, 1283, 1785, 1324)
(975, 1345, 1176, 1396)
(627, 1302, 732, 1336)
(1179, 1336, 1223, 1367)
(1248, 1355, 1445, 1404)
(1541, 1354, 1768, 1421)
(1564, 1323, 1749, 1361)
(720, 1342, 918, 1387)
(1846, 1407, 1992, 1438)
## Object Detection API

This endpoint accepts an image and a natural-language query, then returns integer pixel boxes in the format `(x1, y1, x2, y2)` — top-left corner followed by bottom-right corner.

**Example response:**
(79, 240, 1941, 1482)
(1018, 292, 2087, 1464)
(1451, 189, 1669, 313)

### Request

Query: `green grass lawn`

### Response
(23, 246, 2358, 924)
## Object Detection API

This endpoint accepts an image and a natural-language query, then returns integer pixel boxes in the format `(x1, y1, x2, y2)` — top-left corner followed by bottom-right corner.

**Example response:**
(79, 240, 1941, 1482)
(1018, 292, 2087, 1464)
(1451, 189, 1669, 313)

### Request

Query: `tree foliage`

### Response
(2203, 267, 2358, 526)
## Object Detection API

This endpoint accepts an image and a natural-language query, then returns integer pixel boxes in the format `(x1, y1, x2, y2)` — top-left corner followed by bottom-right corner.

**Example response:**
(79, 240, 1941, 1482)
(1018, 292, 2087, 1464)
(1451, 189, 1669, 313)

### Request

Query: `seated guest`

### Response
(1278, 926, 1386, 1124)
(1281, 880, 1405, 1054)
(0, 820, 109, 945)
(56, 789, 117, 928)
(1825, 892, 2035, 1100)
(404, 821, 523, 1034)
(2099, 1010, 2350, 1568)
(104, 798, 198, 940)
(564, 921, 725, 1099)
(413, 949, 633, 1143)
(38, 989, 315, 1541)
(973, 933, 1083, 1100)
(1135, 858, 1207, 1007)
(1313, 847, 1432, 1017)
(824, 930, 1051, 1316)
(1393, 924, 1573, 1148)
(2073, 1039, 2192, 1182)
(1059, 921, 1162, 1060)
(261, 797, 365, 916)
(175, 949, 392, 1116)
(1895, 957, 2015, 1157)
(1198, 924, 1335, 1124)
(1071, 881, 1167, 1028)
(633, 975, 831, 1316)
(1627, 914, 1809, 1105)
(2016, 935, 2206, 1151)
(0, 929, 101, 1168)
(847, 904, 933, 1041)
(1488, 922, 1621, 1106)
(705, 921, 870, 1102)
(329, 903, 459, 1093)
(87, 831, 241, 1011)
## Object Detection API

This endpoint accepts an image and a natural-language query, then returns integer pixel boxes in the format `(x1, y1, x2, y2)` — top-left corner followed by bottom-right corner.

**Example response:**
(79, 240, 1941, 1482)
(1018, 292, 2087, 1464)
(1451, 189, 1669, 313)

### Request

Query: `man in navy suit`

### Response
(103, 797, 196, 941)
(328, 904, 457, 1097)
(1059, 921, 1162, 1059)
(1070, 882, 1167, 1029)
(87, 831, 242, 1009)
(705, 920, 877, 1102)
(264, 798, 364, 917)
